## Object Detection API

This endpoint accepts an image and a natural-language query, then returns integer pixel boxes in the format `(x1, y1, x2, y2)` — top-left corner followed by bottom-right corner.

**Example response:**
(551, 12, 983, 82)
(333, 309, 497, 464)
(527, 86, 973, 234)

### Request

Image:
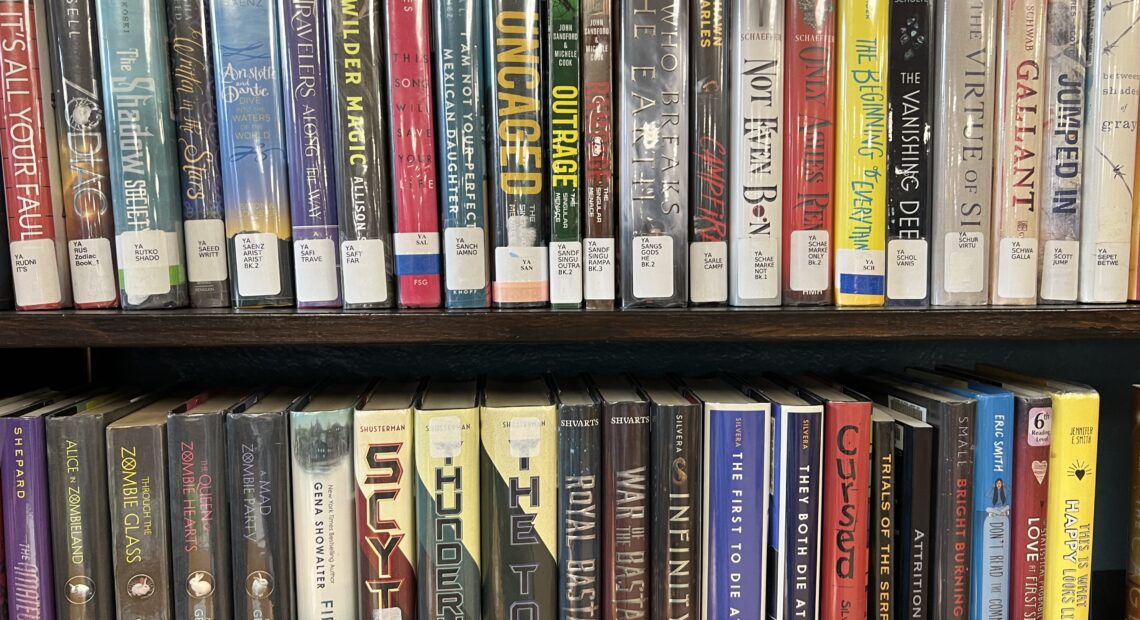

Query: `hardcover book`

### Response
(435, 0, 490, 308)
(480, 379, 558, 619)
(227, 388, 303, 620)
(280, 0, 341, 308)
(415, 381, 482, 619)
(0, 220, 11, 309)
(689, 0, 730, 305)
(47, 0, 118, 309)
(1, 0, 71, 310)
(330, 0, 395, 309)
(881, 406, 933, 620)
(834, 0, 888, 306)
(1079, 0, 1140, 303)
(782, 0, 836, 305)
(641, 378, 702, 619)
(169, 0, 230, 308)
(593, 376, 651, 618)
(989, 0, 1046, 305)
(290, 384, 362, 617)
(96, 0, 189, 309)
(385, 0, 442, 308)
(1131, 386, 1140, 619)
(886, 0, 933, 306)
(582, 0, 615, 309)
(553, 376, 602, 619)
(930, 0, 997, 305)
(729, 0, 783, 307)
(1132, 131, 1140, 301)
(549, 0, 583, 308)
(1038, 0, 1087, 303)
(487, 0, 549, 307)
(618, 0, 689, 308)
(688, 378, 769, 619)
(209, 0, 294, 308)
(868, 408, 897, 620)
(355, 381, 420, 618)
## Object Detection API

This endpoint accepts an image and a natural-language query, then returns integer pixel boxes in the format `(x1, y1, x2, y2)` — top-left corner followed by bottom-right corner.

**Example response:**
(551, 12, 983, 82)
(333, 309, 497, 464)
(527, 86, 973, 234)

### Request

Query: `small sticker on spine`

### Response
(444, 227, 486, 291)
(632, 235, 674, 299)
(119, 229, 173, 300)
(342, 239, 388, 304)
(508, 417, 542, 458)
(294, 238, 338, 303)
(495, 246, 547, 284)
(69, 238, 116, 305)
(945, 232, 985, 293)
(736, 235, 778, 300)
(690, 240, 727, 303)
(837, 248, 885, 298)
(235, 232, 282, 297)
(1091, 242, 1129, 302)
(184, 219, 228, 283)
(10, 239, 62, 307)
(584, 237, 615, 300)
(1040, 239, 1078, 301)
(394, 232, 440, 256)
(997, 237, 1037, 299)
(428, 416, 464, 458)
(1027, 407, 1052, 447)
(887, 239, 928, 300)
(549, 241, 583, 305)
(790, 230, 829, 292)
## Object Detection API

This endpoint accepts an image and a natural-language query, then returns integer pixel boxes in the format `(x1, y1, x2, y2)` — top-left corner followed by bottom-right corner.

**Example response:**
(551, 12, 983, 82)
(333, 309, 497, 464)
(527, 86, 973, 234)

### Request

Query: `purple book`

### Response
(278, 0, 341, 307)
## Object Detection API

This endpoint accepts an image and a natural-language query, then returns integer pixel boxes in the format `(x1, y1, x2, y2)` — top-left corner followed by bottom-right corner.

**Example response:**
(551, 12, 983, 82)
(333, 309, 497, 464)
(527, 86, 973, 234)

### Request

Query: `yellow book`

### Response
(834, 0, 889, 306)
(976, 366, 1099, 620)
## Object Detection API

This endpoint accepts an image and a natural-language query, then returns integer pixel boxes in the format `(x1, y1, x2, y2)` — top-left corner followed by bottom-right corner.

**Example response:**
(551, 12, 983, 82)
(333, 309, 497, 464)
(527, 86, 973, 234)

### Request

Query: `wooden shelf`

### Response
(1, 304, 1140, 347)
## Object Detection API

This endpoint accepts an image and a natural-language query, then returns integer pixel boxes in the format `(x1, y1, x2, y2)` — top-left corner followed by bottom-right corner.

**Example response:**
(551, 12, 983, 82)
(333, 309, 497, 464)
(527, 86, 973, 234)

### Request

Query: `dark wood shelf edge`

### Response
(1, 305, 1139, 347)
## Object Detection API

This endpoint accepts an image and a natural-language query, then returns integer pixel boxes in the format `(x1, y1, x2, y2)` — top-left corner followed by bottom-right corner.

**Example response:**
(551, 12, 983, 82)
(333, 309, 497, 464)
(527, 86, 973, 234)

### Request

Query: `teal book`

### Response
(95, 0, 189, 309)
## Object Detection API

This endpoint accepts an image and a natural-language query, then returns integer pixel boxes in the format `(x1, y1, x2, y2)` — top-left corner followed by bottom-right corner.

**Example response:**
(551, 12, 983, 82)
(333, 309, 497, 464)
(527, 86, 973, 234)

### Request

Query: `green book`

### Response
(548, 0, 583, 308)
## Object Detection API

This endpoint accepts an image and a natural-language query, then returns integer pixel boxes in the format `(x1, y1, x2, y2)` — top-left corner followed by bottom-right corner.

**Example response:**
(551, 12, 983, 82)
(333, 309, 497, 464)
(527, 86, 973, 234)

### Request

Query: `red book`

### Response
(0, 0, 69, 310)
(384, 0, 441, 308)
(1010, 394, 1052, 620)
(782, 0, 835, 306)
(790, 376, 871, 620)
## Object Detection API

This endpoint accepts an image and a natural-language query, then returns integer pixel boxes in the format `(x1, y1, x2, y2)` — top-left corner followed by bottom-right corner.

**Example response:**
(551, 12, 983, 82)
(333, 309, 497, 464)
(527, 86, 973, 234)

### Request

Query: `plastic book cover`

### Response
(548, 0, 584, 308)
(553, 376, 602, 619)
(868, 409, 897, 619)
(582, 0, 616, 309)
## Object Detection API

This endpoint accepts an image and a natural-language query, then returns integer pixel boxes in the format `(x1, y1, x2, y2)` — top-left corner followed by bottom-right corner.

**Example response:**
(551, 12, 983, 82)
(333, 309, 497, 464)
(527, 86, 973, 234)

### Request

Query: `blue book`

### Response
(906, 368, 1014, 620)
(751, 377, 823, 620)
(686, 378, 770, 620)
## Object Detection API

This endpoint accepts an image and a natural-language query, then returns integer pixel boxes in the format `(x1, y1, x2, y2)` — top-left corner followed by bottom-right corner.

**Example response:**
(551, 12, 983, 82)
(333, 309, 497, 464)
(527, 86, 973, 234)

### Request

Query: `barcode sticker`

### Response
(944, 232, 985, 293)
(690, 240, 727, 303)
(633, 235, 674, 298)
(184, 219, 228, 283)
(69, 238, 116, 305)
(736, 235, 778, 300)
(235, 232, 282, 297)
(549, 241, 583, 305)
(342, 239, 388, 304)
(887, 239, 928, 300)
(1091, 242, 1129, 302)
(444, 227, 486, 291)
(119, 229, 173, 300)
(1039, 240, 1078, 301)
(997, 237, 1037, 299)
(294, 238, 338, 303)
(584, 237, 615, 301)
(428, 416, 464, 458)
(10, 239, 62, 307)
(790, 230, 829, 292)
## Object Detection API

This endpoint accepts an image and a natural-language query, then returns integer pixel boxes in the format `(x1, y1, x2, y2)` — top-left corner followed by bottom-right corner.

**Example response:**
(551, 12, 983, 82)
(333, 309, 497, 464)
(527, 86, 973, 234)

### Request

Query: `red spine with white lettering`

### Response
(1010, 397, 1052, 620)
(0, 0, 70, 310)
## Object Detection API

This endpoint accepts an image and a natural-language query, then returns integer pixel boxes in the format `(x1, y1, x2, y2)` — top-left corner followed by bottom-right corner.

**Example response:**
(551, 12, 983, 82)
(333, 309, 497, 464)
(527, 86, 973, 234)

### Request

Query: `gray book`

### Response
(618, 0, 689, 308)
(930, 0, 998, 305)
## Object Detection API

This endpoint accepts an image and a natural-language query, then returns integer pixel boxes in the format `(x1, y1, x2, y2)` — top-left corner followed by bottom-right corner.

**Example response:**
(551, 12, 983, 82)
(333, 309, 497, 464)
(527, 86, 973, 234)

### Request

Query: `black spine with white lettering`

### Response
(555, 377, 603, 619)
(869, 411, 897, 620)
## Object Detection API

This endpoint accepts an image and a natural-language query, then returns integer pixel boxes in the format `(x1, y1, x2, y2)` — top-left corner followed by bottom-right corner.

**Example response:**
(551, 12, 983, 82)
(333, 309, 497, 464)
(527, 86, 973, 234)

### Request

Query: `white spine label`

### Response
(394, 231, 440, 256)
(736, 235, 778, 300)
(10, 239, 62, 307)
(997, 237, 1037, 299)
(341, 238, 388, 304)
(294, 238, 339, 303)
(1039, 239, 1078, 301)
(887, 239, 928, 300)
(118, 229, 172, 301)
(235, 232, 282, 297)
(444, 227, 487, 291)
(944, 232, 985, 293)
(184, 218, 228, 283)
(69, 238, 116, 305)
(790, 230, 829, 292)
(689, 240, 727, 303)
(495, 246, 547, 283)
(584, 237, 616, 301)
(632, 235, 675, 299)
(1091, 241, 1129, 302)
(549, 241, 583, 305)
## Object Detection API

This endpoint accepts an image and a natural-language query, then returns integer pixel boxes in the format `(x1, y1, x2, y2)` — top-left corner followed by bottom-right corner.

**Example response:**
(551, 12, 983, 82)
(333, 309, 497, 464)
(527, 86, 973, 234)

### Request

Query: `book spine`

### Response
(869, 419, 896, 620)
(548, 0, 584, 308)
(560, 403, 602, 620)
(932, 409, 975, 619)
(290, 409, 357, 616)
(209, 0, 294, 308)
(704, 407, 764, 618)
(1130, 388, 1140, 618)
(581, 0, 615, 309)
(228, 412, 294, 620)
(96, 0, 190, 309)
(330, 0, 395, 309)
(279, 0, 341, 308)
(415, 408, 481, 618)
(169, 0, 230, 308)
(1, 0, 71, 310)
(2, 418, 55, 617)
(618, 0, 690, 308)
(1038, 0, 1087, 303)
(487, 0, 548, 308)
(0, 224, 11, 309)
(480, 407, 558, 619)
(729, 0, 783, 307)
(652, 404, 700, 619)
(47, 0, 118, 309)
(48, 415, 116, 620)
(109, 425, 174, 618)
(689, 0, 729, 305)
(1079, 0, 1140, 303)
(819, 404, 871, 618)
(168, 413, 231, 620)
(354, 408, 416, 618)
(1131, 130, 1140, 301)
(969, 405, 1013, 620)
(885, 0, 933, 306)
(834, 0, 887, 306)
(787, 410, 823, 620)
(385, 0, 442, 308)
(930, 0, 997, 305)
(989, 0, 1046, 305)
(435, 0, 490, 309)
(897, 424, 932, 620)
(603, 404, 650, 618)
(1042, 395, 1099, 620)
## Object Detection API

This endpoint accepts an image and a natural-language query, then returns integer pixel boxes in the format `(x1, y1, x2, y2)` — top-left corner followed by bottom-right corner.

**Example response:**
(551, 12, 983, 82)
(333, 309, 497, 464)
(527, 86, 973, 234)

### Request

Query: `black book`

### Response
(879, 405, 933, 620)
(0, 211, 12, 309)
(553, 376, 603, 620)
(639, 377, 702, 620)
(869, 407, 898, 620)
(227, 387, 305, 620)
